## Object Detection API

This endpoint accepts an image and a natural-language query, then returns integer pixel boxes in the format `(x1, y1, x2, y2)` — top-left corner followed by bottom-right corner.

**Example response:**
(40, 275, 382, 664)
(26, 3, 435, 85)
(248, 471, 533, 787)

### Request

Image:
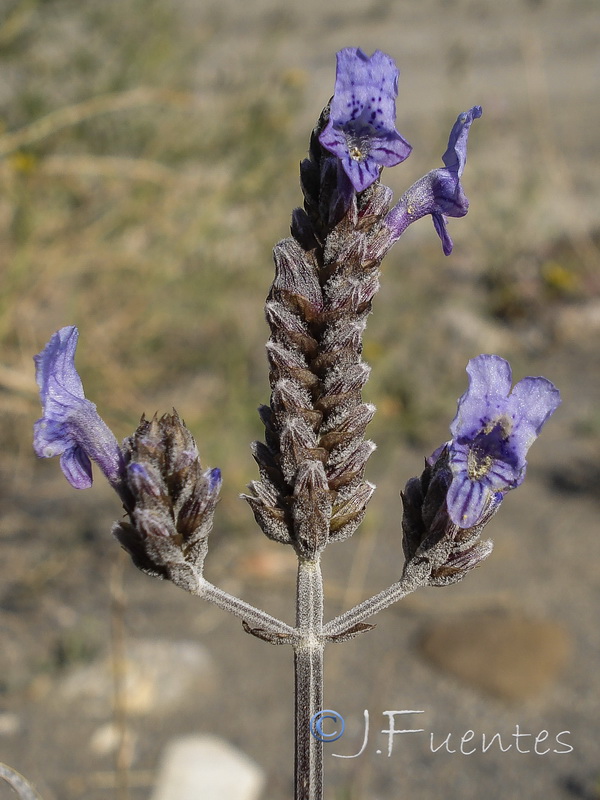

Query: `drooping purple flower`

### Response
(385, 106, 482, 254)
(34, 326, 124, 492)
(318, 48, 412, 193)
(446, 354, 560, 528)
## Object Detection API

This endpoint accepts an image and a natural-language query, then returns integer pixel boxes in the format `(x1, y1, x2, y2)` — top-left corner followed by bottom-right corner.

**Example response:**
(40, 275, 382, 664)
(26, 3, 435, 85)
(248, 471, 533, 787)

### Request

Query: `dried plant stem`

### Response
(0, 763, 43, 800)
(294, 558, 325, 800)
(34, 154, 176, 186)
(0, 87, 200, 158)
(110, 549, 131, 800)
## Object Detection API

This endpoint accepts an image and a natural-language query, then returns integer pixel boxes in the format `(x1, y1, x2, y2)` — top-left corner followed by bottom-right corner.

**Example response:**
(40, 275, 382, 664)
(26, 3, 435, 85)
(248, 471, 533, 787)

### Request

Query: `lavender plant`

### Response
(32, 48, 560, 800)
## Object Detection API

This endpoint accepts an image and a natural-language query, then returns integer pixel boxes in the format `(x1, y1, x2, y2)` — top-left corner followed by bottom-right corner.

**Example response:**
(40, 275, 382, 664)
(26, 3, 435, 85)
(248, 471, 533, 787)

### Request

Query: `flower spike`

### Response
(318, 48, 412, 193)
(33, 326, 124, 492)
(384, 106, 482, 254)
(114, 412, 222, 591)
(447, 354, 561, 528)
(401, 445, 500, 587)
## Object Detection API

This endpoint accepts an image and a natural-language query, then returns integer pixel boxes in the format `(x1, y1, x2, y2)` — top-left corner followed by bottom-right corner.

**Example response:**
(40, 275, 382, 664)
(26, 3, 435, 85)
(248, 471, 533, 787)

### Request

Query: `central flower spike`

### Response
(447, 355, 561, 528)
(318, 48, 412, 192)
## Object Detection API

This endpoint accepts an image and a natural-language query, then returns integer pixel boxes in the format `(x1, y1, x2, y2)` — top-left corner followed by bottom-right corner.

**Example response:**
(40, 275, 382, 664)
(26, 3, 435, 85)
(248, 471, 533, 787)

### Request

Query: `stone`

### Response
(89, 722, 137, 758)
(0, 713, 20, 736)
(150, 735, 265, 800)
(419, 610, 571, 702)
(57, 639, 214, 717)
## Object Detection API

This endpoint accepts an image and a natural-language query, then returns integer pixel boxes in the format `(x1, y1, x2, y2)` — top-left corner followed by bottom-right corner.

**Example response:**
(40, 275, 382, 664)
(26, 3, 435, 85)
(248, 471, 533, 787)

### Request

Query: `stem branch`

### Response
(197, 578, 296, 638)
(323, 561, 430, 638)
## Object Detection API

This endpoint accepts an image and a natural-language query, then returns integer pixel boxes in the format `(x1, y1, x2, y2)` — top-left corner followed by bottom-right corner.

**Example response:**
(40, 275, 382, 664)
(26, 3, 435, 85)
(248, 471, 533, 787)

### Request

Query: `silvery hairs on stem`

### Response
(33, 47, 560, 620)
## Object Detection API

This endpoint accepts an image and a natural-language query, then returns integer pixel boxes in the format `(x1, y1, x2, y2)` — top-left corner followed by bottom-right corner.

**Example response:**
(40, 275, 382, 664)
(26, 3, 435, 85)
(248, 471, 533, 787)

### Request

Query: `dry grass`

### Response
(0, 0, 310, 532)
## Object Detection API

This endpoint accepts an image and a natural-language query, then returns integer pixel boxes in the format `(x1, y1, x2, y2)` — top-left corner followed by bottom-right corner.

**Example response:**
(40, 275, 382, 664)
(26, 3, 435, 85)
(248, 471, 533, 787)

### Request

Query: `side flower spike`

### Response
(114, 413, 222, 591)
(384, 106, 482, 254)
(318, 47, 412, 193)
(401, 356, 559, 585)
(33, 326, 125, 493)
(401, 445, 500, 587)
(447, 354, 561, 528)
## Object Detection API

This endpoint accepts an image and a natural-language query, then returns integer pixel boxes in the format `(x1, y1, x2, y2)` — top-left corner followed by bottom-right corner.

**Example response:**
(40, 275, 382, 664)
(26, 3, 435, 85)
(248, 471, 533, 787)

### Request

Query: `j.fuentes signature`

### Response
(310, 710, 573, 758)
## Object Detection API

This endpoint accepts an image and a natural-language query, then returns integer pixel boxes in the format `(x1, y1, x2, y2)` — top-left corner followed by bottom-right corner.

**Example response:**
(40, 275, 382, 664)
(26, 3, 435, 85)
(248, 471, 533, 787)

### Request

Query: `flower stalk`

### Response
(294, 558, 325, 800)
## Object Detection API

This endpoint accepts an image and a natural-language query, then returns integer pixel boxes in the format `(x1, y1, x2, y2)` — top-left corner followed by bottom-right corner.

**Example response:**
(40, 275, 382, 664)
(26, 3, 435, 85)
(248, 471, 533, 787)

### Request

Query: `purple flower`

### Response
(446, 355, 560, 528)
(318, 48, 412, 193)
(208, 467, 222, 492)
(385, 106, 482, 254)
(34, 326, 124, 491)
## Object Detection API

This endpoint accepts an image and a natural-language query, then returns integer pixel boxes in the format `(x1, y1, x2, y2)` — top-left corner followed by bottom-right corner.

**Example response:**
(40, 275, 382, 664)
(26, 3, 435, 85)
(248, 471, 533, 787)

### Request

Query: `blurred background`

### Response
(0, 0, 599, 798)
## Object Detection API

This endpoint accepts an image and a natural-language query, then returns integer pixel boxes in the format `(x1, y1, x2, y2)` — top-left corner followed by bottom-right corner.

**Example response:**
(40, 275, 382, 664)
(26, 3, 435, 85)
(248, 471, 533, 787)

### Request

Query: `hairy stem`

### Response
(323, 561, 431, 639)
(294, 558, 325, 800)
(197, 578, 296, 638)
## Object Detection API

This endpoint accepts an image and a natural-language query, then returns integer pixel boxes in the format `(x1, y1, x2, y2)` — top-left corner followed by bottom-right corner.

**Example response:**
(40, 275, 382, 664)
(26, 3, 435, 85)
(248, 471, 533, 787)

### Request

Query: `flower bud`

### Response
(113, 412, 220, 593)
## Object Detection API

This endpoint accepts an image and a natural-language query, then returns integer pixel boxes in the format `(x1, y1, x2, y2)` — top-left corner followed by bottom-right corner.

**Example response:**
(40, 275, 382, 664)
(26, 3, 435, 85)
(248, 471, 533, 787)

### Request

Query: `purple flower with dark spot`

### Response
(34, 326, 124, 492)
(446, 354, 560, 528)
(385, 106, 482, 254)
(318, 48, 412, 193)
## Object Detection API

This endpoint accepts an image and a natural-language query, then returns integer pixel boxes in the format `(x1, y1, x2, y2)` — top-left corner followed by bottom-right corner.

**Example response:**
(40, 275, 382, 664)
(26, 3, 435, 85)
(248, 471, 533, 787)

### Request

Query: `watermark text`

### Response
(309, 710, 573, 758)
